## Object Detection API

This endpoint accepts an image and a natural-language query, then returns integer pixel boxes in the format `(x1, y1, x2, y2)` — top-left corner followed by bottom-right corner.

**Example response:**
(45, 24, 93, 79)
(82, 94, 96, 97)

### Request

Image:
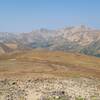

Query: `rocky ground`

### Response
(0, 77, 100, 100)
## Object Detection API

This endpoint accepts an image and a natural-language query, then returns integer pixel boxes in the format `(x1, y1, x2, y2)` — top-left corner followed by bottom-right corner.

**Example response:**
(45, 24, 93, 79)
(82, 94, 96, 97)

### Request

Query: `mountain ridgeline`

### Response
(0, 25, 100, 57)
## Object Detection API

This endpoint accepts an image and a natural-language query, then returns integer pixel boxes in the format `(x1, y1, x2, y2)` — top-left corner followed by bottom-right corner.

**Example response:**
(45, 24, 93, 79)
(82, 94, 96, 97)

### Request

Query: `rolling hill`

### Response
(0, 50, 100, 78)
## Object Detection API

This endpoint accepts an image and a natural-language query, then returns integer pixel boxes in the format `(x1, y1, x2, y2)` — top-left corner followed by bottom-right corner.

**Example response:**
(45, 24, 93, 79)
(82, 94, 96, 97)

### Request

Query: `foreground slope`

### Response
(0, 50, 100, 100)
(0, 50, 100, 78)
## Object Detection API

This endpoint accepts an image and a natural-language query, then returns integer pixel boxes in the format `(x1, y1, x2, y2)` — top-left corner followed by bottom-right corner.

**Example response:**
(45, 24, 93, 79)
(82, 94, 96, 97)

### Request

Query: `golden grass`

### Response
(0, 50, 100, 78)
(14, 50, 100, 67)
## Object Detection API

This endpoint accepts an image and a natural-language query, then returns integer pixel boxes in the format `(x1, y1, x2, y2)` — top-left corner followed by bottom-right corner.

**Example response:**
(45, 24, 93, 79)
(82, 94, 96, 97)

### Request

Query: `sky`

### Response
(0, 0, 100, 32)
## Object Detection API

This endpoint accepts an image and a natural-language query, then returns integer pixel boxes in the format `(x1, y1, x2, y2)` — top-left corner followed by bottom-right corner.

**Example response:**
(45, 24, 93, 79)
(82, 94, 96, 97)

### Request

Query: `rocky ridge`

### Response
(0, 25, 100, 57)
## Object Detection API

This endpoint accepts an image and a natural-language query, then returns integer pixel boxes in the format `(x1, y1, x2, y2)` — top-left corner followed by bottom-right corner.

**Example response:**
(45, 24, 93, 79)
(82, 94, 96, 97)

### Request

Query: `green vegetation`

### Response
(46, 96, 86, 100)
(75, 96, 85, 100)
(47, 96, 68, 100)
(91, 95, 99, 100)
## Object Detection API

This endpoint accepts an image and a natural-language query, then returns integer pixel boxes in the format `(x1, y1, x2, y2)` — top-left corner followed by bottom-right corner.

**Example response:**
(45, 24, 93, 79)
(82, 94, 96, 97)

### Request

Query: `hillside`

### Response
(0, 25, 100, 57)
(0, 50, 100, 78)
(0, 51, 100, 100)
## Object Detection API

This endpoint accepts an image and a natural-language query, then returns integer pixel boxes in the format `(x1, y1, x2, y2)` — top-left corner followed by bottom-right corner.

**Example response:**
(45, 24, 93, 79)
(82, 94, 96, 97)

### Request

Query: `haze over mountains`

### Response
(0, 25, 100, 57)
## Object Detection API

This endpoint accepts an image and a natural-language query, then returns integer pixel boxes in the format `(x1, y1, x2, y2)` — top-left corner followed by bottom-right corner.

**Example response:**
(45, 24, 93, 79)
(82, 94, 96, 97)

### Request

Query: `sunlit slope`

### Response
(14, 50, 100, 67)
(0, 50, 100, 78)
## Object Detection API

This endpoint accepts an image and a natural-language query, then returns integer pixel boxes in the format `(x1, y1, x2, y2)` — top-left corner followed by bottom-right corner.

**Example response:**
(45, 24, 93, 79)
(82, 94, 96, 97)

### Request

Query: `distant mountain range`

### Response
(0, 25, 100, 57)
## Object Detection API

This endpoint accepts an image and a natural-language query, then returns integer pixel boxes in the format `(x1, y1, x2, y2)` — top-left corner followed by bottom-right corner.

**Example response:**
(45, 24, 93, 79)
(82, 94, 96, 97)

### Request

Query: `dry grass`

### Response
(0, 50, 100, 78)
